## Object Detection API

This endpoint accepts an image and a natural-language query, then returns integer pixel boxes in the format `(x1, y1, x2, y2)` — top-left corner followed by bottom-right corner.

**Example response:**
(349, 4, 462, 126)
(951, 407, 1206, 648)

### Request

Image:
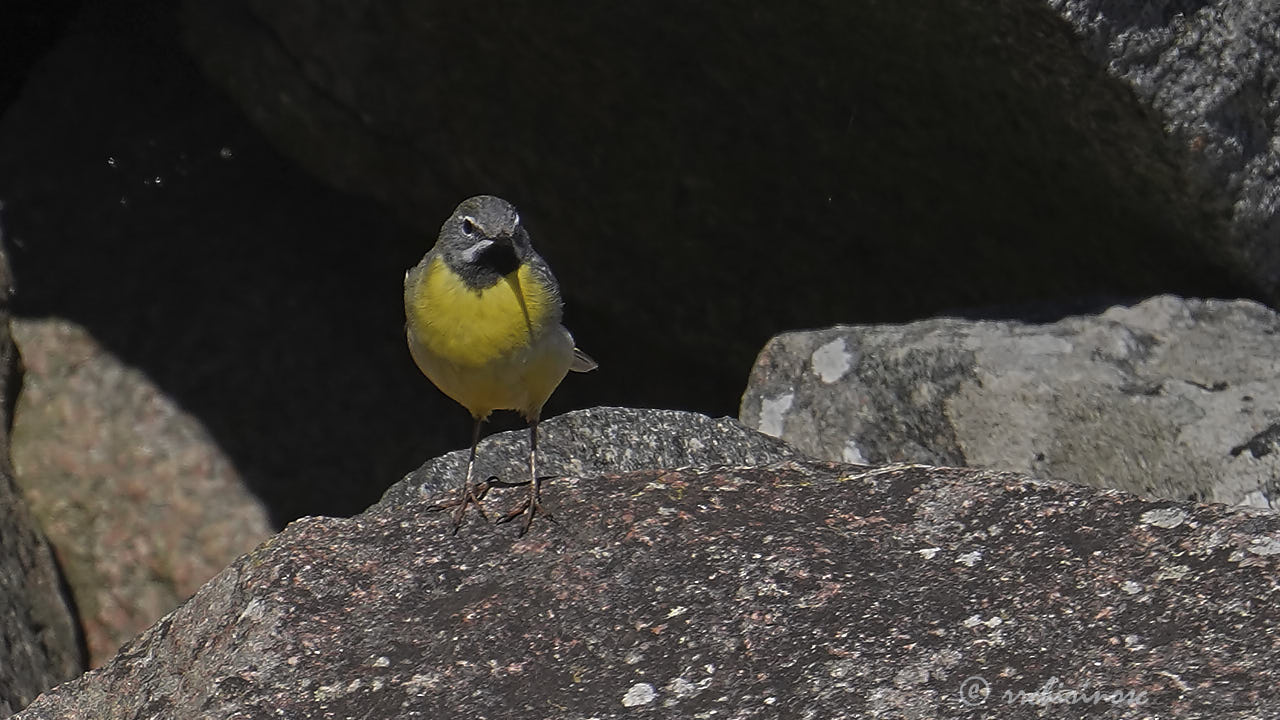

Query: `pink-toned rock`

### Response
(11, 318, 272, 667)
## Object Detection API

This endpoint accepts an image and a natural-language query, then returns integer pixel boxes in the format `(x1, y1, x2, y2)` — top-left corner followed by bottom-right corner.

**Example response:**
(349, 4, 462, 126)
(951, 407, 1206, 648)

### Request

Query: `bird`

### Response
(404, 195, 596, 535)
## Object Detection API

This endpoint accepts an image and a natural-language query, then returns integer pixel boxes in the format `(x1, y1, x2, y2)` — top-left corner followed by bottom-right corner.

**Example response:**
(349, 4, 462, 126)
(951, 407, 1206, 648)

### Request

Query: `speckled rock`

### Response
(1048, 0, 1280, 300)
(0, 479, 81, 716)
(0, 239, 83, 715)
(741, 295, 1280, 508)
(14, 458, 1280, 719)
(380, 407, 808, 512)
(10, 318, 274, 667)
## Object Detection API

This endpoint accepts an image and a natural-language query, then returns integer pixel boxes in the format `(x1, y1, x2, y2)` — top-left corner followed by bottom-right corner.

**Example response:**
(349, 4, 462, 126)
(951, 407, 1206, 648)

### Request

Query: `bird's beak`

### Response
(460, 238, 495, 264)
(465, 235, 518, 261)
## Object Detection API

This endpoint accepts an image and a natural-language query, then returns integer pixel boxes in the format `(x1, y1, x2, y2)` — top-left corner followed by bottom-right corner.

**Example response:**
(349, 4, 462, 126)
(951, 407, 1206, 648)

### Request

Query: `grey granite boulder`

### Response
(1048, 0, 1280, 298)
(14, 454, 1280, 718)
(742, 295, 1280, 508)
(0, 238, 83, 714)
(380, 406, 807, 512)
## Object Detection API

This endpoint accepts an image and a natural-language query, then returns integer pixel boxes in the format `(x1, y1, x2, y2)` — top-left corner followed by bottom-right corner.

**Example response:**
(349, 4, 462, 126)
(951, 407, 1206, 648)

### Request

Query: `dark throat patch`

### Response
(453, 241, 522, 289)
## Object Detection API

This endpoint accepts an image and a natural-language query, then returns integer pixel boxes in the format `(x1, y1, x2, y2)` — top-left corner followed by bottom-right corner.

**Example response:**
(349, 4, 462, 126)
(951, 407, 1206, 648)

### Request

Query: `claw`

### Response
(427, 478, 492, 532)
(498, 476, 558, 536)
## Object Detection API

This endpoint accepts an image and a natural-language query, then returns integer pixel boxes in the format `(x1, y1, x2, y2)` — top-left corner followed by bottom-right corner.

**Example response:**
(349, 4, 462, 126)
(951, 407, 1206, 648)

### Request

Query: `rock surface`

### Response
(0, 478, 81, 714)
(14, 453, 1280, 719)
(10, 318, 273, 667)
(1049, 0, 1280, 298)
(0, 236, 83, 715)
(742, 295, 1280, 508)
(382, 407, 807, 511)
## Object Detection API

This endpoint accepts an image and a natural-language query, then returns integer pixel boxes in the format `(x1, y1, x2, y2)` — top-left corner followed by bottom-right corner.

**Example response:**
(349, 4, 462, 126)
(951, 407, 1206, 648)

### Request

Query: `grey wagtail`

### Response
(404, 195, 596, 535)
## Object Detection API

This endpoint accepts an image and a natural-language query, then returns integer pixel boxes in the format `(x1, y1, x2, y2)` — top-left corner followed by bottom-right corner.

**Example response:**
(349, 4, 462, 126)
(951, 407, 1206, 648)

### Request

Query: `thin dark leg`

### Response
(465, 416, 482, 488)
(500, 416, 556, 535)
(428, 416, 490, 533)
(529, 414, 537, 493)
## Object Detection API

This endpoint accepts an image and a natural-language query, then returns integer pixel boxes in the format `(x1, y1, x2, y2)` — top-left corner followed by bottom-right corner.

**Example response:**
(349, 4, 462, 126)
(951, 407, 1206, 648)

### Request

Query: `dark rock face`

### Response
(14, 454, 1280, 719)
(0, 0, 80, 112)
(1049, 0, 1280, 297)
(0, 238, 84, 715)
(742, 295, 1280, 508)
(0, 475, 83, 717)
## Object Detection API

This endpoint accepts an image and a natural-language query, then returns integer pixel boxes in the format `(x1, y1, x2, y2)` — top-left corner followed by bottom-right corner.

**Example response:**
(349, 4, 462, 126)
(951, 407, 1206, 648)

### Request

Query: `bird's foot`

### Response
(427, 479, 492, 534)
(498, 479, 558, 537)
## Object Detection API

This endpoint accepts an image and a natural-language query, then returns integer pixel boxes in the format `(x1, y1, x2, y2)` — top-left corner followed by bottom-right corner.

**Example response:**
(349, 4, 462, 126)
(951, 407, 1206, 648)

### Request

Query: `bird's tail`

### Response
(570, 348, 598, 373)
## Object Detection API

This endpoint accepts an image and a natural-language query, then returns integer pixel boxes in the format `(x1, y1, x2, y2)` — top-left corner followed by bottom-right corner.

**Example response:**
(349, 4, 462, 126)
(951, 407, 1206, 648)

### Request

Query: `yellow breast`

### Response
(406, 256, 559, 367)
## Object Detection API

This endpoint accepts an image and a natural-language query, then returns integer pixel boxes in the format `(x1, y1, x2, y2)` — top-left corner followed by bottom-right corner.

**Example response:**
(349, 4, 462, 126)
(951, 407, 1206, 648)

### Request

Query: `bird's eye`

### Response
(512, 212, 520, 227)
(460, 217, 477, 236)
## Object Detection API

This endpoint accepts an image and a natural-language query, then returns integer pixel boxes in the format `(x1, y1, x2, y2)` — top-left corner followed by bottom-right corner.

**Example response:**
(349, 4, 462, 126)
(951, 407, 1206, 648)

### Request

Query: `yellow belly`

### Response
(405, 257, 573, 419)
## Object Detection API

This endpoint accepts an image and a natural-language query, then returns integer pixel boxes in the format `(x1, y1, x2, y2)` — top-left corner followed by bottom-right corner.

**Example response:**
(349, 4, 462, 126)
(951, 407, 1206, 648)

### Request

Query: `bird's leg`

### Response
(500, 416, 556, 535)
(428, 417, 490, 533)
